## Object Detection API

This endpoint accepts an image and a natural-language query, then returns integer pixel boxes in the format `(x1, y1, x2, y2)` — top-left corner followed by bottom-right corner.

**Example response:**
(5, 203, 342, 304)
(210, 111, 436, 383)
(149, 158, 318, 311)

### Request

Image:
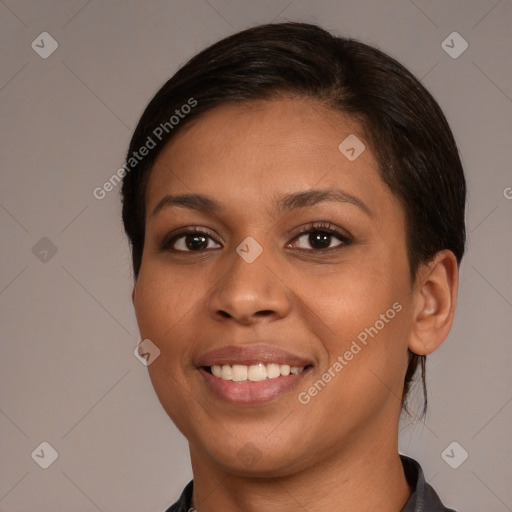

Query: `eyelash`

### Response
(291, 222, 352, 251)
(159, 222, 352, 254)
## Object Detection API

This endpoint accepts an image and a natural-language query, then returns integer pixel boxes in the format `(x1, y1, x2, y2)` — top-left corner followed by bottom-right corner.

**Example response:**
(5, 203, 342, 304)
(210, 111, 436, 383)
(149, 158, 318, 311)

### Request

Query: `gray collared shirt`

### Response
(165, 455, 457, 511)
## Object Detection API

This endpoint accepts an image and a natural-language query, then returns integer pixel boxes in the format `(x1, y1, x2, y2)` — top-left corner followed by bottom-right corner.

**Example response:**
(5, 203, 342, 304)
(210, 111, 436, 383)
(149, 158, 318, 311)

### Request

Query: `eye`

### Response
(159, 227, 222, 252)
(288, 222, 352, 251)
(159, 222, 352, 254)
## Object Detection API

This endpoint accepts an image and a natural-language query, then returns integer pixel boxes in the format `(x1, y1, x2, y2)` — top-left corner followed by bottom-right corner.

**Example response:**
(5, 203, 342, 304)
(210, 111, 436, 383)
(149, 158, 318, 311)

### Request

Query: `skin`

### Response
(132, 97, 459, 512)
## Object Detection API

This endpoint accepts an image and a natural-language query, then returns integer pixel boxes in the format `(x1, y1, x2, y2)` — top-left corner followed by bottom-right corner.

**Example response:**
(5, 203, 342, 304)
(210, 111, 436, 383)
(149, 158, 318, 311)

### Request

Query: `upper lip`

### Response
(196, 345, 313, 368)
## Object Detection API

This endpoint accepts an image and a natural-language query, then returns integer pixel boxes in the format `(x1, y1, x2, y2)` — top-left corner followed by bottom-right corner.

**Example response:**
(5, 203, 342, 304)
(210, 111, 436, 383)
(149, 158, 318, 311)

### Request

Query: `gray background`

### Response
(1, 0, 511, 510)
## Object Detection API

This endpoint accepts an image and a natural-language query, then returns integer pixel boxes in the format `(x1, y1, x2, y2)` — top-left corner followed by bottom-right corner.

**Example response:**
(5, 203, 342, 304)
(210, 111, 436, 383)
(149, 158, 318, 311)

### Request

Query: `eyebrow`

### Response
(151, 188, 372, 217)
(275, 188, 371, 217)
(152, 193, 219, 216)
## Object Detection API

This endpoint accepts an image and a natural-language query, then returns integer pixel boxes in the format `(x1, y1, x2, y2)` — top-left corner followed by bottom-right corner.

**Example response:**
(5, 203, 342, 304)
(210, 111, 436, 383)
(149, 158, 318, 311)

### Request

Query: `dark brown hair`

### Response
(121, 22, 466, 416)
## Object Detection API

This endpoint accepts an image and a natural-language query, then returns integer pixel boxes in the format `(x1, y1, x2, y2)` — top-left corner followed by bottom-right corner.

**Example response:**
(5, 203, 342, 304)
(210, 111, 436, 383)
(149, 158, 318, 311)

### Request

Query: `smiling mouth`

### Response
(204, 363, 312, 382)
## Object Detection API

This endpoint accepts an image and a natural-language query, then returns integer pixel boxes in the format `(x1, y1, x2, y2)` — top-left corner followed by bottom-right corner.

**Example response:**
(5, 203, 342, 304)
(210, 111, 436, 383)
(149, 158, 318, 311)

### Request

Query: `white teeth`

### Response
(231, 364, 248, 381)
(208, 363, 305, 381)
(280, 364, 291, 376)
(266, 363, 281, 379)
(248, 363, 267, 381)
(221, 365, 233, 381)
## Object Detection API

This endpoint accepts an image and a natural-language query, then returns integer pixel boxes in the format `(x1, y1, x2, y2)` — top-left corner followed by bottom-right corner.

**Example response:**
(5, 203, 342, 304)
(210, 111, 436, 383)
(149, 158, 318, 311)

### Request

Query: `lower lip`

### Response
(199, 367, 311, 405)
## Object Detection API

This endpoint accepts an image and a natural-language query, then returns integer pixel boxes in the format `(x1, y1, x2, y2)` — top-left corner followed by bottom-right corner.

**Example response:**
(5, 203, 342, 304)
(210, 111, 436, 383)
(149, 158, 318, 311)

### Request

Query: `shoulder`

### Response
(163, 480, 194, 512)
(400, 455, 458, 512)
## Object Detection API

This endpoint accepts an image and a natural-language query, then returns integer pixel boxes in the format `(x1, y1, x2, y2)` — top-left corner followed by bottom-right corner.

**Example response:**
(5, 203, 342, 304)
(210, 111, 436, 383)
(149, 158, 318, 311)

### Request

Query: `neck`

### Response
(188, 432, 411, 512)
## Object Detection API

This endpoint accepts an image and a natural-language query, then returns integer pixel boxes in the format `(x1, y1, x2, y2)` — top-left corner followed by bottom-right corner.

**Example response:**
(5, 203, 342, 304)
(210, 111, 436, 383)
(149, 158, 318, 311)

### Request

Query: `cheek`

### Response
(298, 264, 410, 401)
(133, 264, 210, 434)
(132, 262, 208, 363)
(297, 262, 401, 341)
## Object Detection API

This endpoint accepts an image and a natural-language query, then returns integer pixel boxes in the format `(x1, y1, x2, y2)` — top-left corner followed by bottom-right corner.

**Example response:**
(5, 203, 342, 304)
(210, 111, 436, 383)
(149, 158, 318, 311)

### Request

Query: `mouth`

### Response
(205, 362, 311, 382)
(196, 345, 314, 404)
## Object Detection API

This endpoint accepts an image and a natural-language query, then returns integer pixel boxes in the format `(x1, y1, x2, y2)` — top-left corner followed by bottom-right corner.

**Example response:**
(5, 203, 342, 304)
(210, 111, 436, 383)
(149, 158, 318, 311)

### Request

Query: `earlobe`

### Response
(408, 250, 459, 356)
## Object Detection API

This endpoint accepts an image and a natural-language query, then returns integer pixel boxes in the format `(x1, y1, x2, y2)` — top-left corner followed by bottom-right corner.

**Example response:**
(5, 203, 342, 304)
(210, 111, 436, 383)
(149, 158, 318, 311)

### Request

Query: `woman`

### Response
(122, 22, 465, 512)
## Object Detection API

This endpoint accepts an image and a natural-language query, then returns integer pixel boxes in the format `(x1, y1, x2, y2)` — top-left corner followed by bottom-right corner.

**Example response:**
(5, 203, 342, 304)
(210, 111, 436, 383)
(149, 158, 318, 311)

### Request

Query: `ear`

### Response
(131, 284, 136, 305)
(408, 250, 459, 356)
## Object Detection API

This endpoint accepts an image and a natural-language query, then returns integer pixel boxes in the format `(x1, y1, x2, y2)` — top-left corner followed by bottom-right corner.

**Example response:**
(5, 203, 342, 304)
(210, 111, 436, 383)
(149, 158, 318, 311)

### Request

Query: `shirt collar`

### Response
(399, 455, 456, 512)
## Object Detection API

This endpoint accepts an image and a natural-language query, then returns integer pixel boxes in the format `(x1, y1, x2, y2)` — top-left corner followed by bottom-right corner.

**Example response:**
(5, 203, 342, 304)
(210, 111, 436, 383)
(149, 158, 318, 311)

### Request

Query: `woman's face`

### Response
(133, 97, 416, 475)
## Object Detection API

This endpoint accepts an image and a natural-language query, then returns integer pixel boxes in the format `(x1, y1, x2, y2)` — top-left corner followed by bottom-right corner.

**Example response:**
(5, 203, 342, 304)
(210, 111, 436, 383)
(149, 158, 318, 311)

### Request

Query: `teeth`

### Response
(267, 363, 281, 379)
(232, 364, 248, 381)
(248, 363, 267, 381)
(209, 363, 305, 381)
(221, 365, 233, 381)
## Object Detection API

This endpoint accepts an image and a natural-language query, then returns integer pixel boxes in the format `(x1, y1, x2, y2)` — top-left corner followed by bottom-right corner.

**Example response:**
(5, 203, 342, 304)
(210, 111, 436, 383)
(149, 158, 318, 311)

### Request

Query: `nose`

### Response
(207, 243, 292, 325)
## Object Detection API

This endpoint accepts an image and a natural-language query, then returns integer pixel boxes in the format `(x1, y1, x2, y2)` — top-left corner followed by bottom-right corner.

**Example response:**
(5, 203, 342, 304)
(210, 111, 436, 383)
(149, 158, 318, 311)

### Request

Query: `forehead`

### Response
(145, 97, 399, 220)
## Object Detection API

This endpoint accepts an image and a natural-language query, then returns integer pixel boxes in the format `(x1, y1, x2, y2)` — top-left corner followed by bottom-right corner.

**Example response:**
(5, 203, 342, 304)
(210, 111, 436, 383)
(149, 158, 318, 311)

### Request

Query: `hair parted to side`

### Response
(121, 22, 466, 417)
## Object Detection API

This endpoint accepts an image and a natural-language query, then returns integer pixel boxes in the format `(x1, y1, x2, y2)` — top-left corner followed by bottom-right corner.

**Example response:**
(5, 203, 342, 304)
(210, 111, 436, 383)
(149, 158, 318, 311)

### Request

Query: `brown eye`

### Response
(160, 228, 222, 252)
(293, 231, 343, 250)
(289, 222, 352, 252)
